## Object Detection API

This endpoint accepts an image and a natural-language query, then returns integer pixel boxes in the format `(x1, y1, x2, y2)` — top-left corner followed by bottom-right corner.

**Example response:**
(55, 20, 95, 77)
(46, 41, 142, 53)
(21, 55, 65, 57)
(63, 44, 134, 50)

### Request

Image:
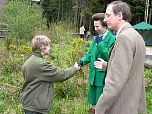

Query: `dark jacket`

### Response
(20, 52, 78, 114)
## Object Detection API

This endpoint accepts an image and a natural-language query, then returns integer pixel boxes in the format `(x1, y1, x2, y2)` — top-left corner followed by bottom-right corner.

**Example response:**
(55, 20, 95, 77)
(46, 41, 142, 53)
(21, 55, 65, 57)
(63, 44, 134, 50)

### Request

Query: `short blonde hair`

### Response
(32, 35, 51, 51)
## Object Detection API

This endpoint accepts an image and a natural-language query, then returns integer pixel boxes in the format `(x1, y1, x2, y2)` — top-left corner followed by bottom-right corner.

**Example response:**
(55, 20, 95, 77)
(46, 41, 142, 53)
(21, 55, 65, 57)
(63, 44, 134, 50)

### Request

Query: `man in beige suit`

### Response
(94, 1, 147, 114)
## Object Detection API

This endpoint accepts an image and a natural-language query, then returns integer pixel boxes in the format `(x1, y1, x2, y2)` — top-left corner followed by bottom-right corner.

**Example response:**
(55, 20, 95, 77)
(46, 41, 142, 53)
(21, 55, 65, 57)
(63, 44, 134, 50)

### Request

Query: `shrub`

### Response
(1, 0, 47, 45)
(144, 68, 152, 114)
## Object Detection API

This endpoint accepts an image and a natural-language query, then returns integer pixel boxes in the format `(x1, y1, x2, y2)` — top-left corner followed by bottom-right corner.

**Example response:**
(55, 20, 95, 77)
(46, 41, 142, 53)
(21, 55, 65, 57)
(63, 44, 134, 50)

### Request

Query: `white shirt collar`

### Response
(99, 30, 108, 40)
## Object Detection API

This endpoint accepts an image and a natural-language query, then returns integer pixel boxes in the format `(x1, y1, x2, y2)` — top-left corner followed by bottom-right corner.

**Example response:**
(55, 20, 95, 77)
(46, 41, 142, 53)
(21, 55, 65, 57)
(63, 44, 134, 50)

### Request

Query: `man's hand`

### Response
(94, 58, 105, 70)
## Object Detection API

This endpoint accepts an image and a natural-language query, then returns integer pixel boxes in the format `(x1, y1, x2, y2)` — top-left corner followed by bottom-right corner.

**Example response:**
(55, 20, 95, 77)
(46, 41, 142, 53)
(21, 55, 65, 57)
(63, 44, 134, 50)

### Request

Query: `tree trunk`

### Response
(145, 0, 149, 23)
(57, 1, 61, 21)
(148, 7, 152, 24)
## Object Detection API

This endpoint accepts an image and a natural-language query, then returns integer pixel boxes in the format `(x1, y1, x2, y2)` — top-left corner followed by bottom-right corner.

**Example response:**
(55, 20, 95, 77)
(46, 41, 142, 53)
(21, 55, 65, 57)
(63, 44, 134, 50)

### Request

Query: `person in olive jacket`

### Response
(20, 35, 80, 114)
(77, 13, 115, 114)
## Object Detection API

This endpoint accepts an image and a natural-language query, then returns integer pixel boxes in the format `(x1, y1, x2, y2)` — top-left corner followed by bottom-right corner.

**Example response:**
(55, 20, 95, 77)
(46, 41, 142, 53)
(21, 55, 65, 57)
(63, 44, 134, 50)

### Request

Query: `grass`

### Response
(0, 38, 90, 114)
(0, 2, 90, 112)
(50, 98, 89, 114)
(144, 69, 152, 114)
(0, 40, 5, 47)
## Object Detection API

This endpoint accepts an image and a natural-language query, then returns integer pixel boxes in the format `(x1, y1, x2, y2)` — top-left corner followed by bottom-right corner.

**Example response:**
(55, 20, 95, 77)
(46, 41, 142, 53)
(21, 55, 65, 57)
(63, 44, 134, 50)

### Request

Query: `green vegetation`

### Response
(0, 0, 151, 114)
(0, 37, 90, 114)
(0, 1, 90, 114)
(1, 0, 47, 46)
(145, 69, 152, 114)
(41, 0, 146, 30)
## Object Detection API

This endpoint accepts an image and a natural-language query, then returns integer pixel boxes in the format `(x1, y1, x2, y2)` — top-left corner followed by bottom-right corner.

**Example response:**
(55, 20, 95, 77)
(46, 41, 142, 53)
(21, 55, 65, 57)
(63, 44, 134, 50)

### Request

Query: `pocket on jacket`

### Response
(33, 87, 54, 110)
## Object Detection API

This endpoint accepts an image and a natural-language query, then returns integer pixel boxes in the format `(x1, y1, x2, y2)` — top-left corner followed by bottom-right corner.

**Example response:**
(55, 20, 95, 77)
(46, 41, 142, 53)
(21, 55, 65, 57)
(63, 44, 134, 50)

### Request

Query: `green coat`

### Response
(20, 52, 78, 114)
(81, 31, 115, 86)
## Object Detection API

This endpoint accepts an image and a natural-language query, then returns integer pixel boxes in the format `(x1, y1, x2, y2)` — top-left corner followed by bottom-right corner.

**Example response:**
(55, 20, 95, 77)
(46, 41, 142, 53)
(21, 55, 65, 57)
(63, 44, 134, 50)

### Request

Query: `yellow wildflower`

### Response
(9, 44, 16, 50)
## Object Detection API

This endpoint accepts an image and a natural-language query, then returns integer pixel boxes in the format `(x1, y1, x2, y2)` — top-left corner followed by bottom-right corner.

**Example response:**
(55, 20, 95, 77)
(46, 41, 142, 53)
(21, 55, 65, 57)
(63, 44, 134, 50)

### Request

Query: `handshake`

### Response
(73, 60, 83, 70)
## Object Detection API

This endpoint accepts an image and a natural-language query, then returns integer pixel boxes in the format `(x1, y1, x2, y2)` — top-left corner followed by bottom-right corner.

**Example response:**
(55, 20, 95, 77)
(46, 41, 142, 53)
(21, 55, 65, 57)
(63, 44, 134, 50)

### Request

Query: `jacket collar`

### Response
(118, 23, 132, 35)
(103, 31, 113, 42)
(33, 51, 43, 58)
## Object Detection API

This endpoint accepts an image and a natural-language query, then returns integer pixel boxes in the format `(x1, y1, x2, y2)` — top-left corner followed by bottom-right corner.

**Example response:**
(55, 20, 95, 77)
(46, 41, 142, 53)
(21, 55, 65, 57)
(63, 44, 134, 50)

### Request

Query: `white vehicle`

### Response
(31, 0, 41, 4)
(32, 0, 40, 1)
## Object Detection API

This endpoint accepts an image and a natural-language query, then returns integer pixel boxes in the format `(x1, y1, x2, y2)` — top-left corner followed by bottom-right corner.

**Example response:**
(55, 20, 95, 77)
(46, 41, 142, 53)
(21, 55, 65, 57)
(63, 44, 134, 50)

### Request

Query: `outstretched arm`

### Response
(40, 62, 80, 82)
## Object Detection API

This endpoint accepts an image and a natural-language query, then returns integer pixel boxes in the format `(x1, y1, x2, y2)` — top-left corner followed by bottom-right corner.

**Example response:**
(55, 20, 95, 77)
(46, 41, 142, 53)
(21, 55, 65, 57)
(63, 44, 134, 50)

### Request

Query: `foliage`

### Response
(41, 0, 146, 31)
(49, 21, 77, 43)
(0, 20, 91, 113)
(0, 44, 31, 74)
(41, 0, 58, 23)
(47, 23, 90, 101)
(129, 0, 145, 24)
(144, 68, 152, 114)
(50, 98, 89, 114)
(1, 0, 47, 46)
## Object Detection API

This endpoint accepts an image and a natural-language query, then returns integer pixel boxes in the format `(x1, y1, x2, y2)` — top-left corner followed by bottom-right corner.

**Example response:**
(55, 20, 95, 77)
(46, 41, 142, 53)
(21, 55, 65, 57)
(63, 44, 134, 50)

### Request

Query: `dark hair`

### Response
(92, 13, 107, 27)
(108, 1, 132, 22)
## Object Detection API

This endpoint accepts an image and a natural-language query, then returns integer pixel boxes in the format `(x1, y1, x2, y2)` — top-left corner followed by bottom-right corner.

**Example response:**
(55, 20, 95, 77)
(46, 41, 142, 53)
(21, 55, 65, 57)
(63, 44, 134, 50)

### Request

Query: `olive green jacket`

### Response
(81, 31, 115, 86)
(20, 52, 78, 114)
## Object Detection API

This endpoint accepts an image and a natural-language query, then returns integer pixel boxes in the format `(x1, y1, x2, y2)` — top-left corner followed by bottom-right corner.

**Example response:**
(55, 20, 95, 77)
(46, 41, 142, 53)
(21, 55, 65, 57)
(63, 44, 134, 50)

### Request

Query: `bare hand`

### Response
(74, 62, 81, 70)
(94, 58, 104, 70)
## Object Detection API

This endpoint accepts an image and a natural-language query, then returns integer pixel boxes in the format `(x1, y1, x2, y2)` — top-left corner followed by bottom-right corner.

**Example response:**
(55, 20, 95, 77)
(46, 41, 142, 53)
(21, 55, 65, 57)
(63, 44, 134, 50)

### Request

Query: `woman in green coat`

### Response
(77, 13, 115, 114)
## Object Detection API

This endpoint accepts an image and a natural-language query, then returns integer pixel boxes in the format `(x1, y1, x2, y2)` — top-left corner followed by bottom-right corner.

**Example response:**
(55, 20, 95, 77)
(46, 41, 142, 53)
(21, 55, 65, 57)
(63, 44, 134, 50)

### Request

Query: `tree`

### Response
(41, 0, 146, 31)
(41, 0, 58, 29)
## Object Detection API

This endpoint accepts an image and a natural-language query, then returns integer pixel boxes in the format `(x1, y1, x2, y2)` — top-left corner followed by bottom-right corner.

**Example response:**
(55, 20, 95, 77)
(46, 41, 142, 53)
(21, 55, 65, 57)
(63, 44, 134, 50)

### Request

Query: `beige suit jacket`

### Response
(95, 24, 147, 114)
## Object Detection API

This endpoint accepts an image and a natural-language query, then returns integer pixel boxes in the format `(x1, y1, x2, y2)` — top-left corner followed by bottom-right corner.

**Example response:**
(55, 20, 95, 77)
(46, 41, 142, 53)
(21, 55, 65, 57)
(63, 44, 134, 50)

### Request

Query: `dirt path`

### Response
(0, 0, 7, 15)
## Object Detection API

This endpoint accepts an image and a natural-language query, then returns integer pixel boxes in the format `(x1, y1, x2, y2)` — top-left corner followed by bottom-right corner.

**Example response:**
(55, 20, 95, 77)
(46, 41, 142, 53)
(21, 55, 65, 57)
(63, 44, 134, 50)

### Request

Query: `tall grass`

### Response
(0, 1, 90, 112)
(144, 69, 152, 114)
(0, 33, 90, 114)
(0, 0, 47, 46)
